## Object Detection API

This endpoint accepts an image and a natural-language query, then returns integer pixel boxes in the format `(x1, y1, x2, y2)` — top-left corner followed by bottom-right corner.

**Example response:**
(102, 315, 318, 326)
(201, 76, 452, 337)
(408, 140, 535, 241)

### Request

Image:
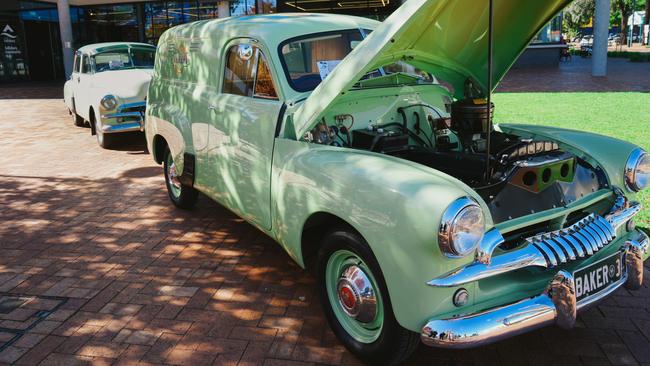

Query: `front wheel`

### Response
(163, 148, 198, 209)
(93, 114, 113, 148)
(317, 229, 419, 365)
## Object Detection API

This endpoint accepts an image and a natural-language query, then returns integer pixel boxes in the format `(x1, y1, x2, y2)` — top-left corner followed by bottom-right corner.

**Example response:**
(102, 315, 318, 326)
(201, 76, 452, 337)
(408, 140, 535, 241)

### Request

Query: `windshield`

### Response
(279, 30, 434, 92)
(93, 48, 155, 73)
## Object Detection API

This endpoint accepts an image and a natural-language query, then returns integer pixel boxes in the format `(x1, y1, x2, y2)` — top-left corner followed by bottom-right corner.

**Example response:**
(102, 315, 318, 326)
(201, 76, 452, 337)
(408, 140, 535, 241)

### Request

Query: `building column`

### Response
(218, 1, 230, 18)
(136, 4, 146, 43)
(57, 0, 74, 79)
(592, 0, 610, 76)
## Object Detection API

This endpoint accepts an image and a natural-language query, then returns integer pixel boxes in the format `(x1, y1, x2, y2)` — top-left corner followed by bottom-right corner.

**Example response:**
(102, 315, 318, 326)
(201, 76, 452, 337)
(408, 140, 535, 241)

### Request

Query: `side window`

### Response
(223, 44, 279, 100)
(73, 54, 80, 74)
(223, 44, 256, 97)
(254, 53, 278, 100)
(81, 55, 91, 74)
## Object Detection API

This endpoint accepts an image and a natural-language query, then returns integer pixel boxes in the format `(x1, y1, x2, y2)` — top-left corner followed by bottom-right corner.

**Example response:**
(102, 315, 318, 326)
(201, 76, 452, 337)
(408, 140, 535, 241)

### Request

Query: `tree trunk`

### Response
(645, 0, 650, 25)
(620, 3, 628, 43)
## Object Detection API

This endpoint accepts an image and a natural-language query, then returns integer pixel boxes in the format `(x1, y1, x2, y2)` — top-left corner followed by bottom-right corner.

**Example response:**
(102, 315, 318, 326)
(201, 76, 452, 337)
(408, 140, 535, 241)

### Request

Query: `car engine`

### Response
(305, 98, 608, 223)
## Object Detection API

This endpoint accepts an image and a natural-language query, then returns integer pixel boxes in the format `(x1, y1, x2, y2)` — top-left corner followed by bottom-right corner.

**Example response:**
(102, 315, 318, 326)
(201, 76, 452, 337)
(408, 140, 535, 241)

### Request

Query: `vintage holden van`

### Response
(64, 42, 156, 148)
(145, 0, 649, 363)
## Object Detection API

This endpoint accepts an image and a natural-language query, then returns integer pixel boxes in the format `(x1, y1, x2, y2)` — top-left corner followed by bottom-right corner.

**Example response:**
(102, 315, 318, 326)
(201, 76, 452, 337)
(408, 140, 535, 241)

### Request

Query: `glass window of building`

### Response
(532, 13, 563, 43)
(230, 0, 256, 16)
(198, 1, 221, 19)
(82, 5, 138, 43)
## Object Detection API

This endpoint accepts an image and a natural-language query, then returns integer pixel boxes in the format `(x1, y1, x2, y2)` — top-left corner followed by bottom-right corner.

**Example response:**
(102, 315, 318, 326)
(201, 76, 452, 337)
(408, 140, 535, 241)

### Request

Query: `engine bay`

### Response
(302, 88, 608, 223)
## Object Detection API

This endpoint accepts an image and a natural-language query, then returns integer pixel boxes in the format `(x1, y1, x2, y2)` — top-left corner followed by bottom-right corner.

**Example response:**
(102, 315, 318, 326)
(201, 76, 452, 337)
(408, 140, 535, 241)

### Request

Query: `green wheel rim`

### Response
(325, 249, 384, 344)
(166, 153, 182, 198)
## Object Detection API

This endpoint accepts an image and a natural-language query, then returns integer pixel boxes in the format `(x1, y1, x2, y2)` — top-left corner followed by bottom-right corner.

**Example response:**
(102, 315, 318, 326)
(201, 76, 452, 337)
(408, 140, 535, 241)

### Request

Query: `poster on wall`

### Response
(0, 20, 28, 80)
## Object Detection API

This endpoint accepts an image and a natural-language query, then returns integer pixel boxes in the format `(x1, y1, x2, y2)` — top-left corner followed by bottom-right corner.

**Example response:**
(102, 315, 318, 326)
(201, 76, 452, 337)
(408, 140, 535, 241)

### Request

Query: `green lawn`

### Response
(493, 92, 649, 229)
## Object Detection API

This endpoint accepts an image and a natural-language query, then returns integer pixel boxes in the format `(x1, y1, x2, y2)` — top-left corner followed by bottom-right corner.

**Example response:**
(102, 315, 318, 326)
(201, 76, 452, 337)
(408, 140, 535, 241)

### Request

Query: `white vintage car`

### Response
(63, 42, 156, 148)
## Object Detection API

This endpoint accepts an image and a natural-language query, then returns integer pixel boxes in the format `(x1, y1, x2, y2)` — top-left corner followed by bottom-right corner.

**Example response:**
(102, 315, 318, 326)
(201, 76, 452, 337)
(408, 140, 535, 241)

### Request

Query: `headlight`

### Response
(101, 95, 117, 110)
(439, 197, 485, 257)
(625, 148, 650, 192)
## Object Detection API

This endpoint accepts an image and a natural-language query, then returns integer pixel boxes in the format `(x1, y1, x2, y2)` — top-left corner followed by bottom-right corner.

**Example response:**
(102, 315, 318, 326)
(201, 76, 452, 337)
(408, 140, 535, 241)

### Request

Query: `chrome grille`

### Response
(526, 214, 616, 267)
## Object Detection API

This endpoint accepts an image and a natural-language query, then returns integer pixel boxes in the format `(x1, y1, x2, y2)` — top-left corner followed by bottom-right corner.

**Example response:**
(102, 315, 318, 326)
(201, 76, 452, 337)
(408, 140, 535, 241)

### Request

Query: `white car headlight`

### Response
(101, 95, 118, 110)
(439, 197, 485, 257)
(625, 148, 650, 192)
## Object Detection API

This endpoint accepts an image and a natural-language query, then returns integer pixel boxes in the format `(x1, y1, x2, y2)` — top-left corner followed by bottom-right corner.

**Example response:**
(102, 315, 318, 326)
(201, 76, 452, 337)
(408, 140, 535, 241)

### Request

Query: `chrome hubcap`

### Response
(167, 161, 182, 190)
(336, 265, 377, 323)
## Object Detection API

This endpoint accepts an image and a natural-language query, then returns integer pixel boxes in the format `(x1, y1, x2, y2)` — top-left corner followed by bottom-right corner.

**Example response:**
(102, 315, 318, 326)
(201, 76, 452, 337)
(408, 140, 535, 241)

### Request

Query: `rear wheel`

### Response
(71, 100, 84, 127)
(317, 229, 419, 365)
(163, 148, 198, 209)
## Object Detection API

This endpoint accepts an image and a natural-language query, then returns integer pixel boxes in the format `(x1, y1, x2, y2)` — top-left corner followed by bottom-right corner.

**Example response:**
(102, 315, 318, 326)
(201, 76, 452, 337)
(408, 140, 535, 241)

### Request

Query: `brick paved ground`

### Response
(498, 56, 650, 92)
(0, 62, 649, 365)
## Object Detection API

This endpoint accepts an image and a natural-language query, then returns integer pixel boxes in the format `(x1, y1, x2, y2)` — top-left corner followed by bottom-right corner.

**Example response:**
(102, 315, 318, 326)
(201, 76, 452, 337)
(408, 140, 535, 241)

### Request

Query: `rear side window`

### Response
(223, 44, 278, 100)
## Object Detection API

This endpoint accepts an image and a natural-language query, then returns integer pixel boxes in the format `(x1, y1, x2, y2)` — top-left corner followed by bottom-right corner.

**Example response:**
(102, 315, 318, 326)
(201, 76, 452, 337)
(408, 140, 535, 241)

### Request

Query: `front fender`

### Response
(500, 124, 639, 194)
(271, 139, 492, 332)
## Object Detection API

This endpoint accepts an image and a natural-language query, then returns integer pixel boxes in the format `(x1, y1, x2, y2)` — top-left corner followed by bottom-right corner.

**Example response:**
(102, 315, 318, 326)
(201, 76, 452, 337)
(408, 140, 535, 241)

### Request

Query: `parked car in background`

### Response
(146, 0, 649, 364)
(63, 42, 156, 148)
(579, 35, 593, 56)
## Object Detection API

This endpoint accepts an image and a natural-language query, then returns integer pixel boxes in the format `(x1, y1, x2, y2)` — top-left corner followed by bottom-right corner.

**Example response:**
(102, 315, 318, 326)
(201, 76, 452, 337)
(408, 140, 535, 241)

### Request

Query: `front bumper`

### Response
(421, 232, 648, 348)
(100, 101, 145, 134)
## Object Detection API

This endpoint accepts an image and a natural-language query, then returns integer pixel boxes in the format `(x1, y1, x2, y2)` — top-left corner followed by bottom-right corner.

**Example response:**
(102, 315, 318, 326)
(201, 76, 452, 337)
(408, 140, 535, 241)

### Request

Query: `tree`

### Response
(611, 0, 645, 43)
(564, 0, 595, 35)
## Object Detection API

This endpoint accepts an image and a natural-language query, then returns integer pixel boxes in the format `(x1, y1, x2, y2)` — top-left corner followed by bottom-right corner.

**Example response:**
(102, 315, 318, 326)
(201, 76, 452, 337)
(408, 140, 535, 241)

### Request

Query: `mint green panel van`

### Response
(145, 0, 650, 363)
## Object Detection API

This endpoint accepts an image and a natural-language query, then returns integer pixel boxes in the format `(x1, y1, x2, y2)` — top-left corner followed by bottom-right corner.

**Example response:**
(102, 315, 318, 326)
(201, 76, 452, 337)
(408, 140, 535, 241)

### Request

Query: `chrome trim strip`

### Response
(102, 101, 146, 121)
(578, 226, 599, 252)
(552, 235, 577, 260)
(588, 221, 608, 243)
(607, 201, 642, 231)
(117, 101, 146, 112)
(542, 238, 567, 263)
(475, 229, 505, 265)
(561, 234, 585, 258)
(596, 216, 616, 240)
(624, 148, 648, 192)
(572, 231, 594, 255)
(426, 245, 546, 287)
(583, 225, 603, 249)
(101, 122, 143, 133)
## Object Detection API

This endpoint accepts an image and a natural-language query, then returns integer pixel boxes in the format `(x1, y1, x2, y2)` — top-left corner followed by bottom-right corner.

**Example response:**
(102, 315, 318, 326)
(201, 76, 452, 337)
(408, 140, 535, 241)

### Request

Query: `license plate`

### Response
(573, 252, 624, 302)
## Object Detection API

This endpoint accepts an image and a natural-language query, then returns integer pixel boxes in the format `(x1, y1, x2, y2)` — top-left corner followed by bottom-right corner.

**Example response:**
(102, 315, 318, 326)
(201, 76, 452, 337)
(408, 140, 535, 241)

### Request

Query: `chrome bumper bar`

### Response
(421, 234, 648, 348)
(428, 193, 642, 288)
(101, 122, 143, 133)
(101, 101, 145, 133)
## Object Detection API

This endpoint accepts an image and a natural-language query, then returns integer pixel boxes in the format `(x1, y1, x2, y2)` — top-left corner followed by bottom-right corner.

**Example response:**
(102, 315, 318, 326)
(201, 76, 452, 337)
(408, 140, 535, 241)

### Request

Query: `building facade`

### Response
(0, 0, 561, 82)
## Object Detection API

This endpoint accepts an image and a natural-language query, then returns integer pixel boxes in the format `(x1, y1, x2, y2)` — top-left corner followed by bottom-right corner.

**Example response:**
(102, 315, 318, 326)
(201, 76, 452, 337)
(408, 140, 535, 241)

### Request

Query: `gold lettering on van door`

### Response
(172, 43, 190, 76)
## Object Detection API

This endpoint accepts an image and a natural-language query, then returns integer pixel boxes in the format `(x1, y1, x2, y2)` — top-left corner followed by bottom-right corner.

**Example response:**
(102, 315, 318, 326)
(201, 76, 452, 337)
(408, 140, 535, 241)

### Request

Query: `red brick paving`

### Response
(0, 75, 649, 366)
(498, 56, 650, 92)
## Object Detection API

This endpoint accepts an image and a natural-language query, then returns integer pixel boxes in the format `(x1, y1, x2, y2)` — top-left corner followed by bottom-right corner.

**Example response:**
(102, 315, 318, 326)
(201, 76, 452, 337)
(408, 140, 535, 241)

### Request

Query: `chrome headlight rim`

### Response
(625, 148, 649, 192)
(439, 197, 486, 258)
(100, 94, 118, 110)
